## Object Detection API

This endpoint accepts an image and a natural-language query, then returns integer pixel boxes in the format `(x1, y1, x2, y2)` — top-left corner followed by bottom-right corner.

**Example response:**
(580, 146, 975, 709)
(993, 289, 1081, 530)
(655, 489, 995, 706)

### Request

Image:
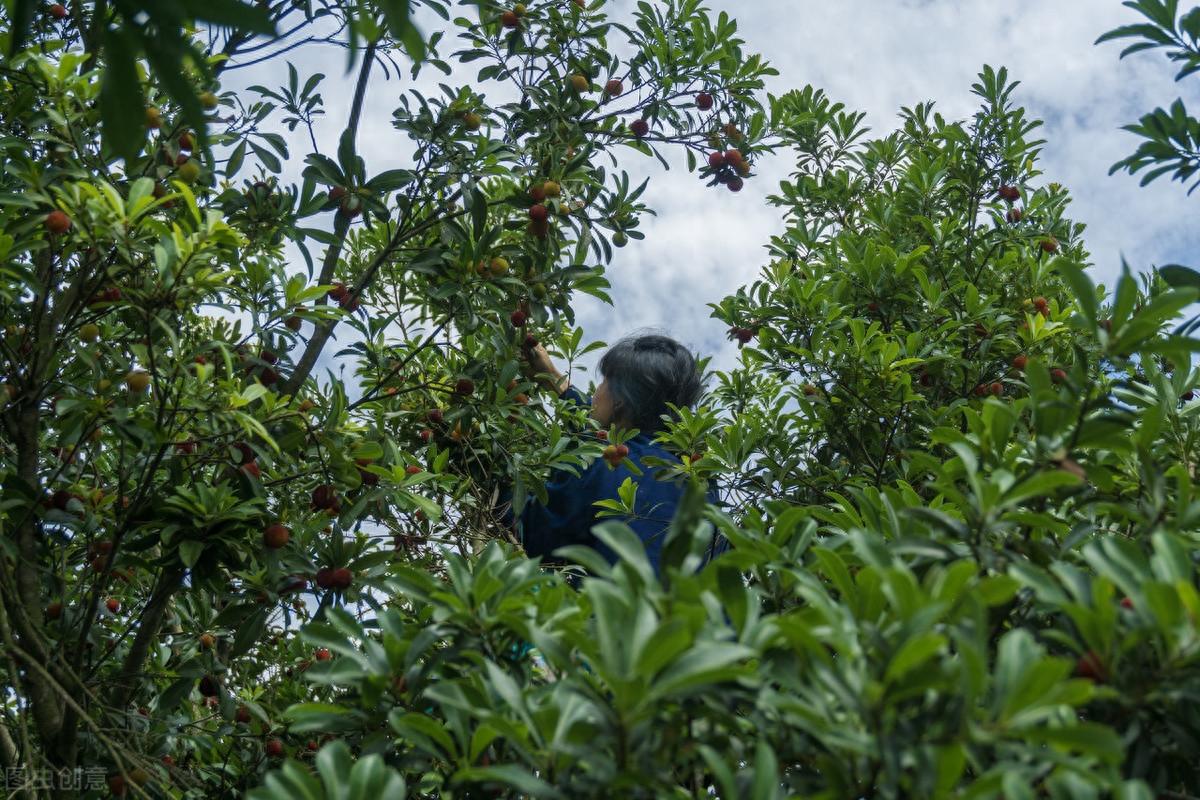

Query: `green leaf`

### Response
(283, 702, 360, 734)
(885, 632, 946, 683)
(100, 27, 146, 163)
(450, 765, 563, 799)
(1024, 722, 1124, 763)
(1159, 263, 1200, 290)
(179, 539, 204, 568)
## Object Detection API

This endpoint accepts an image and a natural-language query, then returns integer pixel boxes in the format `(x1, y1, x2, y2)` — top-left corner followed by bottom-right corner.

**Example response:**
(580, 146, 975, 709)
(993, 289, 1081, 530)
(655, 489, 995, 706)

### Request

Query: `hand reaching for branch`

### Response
(521, 336, 569, 396)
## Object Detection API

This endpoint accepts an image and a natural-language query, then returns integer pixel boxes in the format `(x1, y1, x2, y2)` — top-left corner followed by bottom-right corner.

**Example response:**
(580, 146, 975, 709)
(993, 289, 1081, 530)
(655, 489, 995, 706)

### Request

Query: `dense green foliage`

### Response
(6, 0, 1200, 798)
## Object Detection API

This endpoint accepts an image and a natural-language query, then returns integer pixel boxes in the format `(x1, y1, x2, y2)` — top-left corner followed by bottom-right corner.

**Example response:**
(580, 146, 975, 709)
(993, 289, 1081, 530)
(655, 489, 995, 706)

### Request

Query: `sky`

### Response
(221, 1, 1200, 380)
(577, 0, 1200, 374)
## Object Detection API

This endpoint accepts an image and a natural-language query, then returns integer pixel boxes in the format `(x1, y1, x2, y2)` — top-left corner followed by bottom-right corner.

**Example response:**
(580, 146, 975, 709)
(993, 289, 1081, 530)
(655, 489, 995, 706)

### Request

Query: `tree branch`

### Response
(103, 565, 186, 719)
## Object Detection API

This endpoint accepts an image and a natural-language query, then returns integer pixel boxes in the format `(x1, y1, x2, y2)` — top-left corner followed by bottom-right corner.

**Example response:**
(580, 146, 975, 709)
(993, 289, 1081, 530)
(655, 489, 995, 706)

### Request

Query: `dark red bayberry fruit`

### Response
(311, 484, 337, 510)
(330, 567, 354, 590)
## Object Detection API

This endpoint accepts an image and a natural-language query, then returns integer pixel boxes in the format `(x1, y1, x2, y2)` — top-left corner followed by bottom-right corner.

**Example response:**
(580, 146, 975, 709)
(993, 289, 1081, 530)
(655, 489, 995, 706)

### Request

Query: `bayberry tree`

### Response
(0, 0, 772, 795)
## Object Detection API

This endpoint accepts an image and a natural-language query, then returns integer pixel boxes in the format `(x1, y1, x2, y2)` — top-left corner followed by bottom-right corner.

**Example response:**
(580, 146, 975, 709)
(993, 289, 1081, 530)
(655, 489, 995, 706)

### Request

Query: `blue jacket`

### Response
(518, 387, 693, 574)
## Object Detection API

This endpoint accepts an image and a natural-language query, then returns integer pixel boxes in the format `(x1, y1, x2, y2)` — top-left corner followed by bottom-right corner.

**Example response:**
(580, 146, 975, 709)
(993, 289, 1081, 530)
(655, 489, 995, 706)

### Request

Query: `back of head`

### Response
(598, 333, 703, 432)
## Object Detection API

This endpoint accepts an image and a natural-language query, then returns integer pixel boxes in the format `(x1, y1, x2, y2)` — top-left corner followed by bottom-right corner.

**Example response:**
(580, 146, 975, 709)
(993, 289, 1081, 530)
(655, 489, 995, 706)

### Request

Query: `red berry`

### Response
(528, 204, 549, 222)
(109, 775, 126, 796)
(48, 3, 68, 19)
(198, 676, 219, 697)
(315, 568, 335, 589)
(236, 705, 251, 723)
(455, 378, 475, 395)
(427, 408, 444, 424)
(419, 429, 433, 443)
(501, 10, 519, 27)
(105, 598, 119, 613)
(595, 430, 607, 440)
(696, 92, 713, 111)
(264, 524, 290, 548)
(315, 648, 331, 661)
(1040, 237, 1059, 253)
(45, 210, 71, 234)
(311, 484, 337, 510)
(528, 218, 550, 237)
(708, 152, 726, 169)
(724, 149, 743, 168)
(736, 327, 753, 344)
(265, 739, 283, 757)
(604, 79, 624, 96)
(630, 118, 649, 138)
(331, 567, 354, 590)
(47, 602, 63, 620)
(328, 282, 348, 300)
(528, 184, 546, 202)
(1013, 355, 1028, 372)
(727, 177, 744, 192)
(989, 381, 1004, 396)
(405, 465, 421, 475)
(616, 444, 629, 458)
(1120, 597, 1134, 610)
(1051, 369, 1067, 384)
(1006, 208, 1022, 223)
(1183, 390, 1195, 402)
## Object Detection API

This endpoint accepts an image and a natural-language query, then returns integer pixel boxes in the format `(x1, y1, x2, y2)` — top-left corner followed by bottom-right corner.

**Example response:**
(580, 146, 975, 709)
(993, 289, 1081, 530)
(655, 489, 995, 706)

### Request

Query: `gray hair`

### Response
(598, 333, 703, 432)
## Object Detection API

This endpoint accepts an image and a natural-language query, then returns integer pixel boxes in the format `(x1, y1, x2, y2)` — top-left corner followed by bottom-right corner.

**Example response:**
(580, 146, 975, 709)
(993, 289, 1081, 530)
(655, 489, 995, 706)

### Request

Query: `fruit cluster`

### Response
(727, 325, 754, 344)
(314, 567, 354, 591)
(327, 282, 360, 312)
(602, 444, 629, 466)
(708, 148, 748, 192)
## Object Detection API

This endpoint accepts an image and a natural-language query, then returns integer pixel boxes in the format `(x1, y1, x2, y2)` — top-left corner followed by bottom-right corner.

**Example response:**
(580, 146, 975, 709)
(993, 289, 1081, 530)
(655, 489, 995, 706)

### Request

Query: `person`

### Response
(513, 332, 714, 573)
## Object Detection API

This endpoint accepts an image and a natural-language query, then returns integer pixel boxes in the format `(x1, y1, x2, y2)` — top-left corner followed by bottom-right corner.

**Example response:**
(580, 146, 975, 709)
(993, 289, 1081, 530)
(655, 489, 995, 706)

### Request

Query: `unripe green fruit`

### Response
(177, 160, 201, 185)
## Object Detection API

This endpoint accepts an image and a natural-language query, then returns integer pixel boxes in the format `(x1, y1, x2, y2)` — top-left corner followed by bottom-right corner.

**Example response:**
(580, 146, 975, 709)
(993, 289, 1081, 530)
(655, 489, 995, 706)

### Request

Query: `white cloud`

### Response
(220, 1, 1200, 376)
